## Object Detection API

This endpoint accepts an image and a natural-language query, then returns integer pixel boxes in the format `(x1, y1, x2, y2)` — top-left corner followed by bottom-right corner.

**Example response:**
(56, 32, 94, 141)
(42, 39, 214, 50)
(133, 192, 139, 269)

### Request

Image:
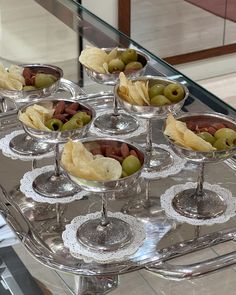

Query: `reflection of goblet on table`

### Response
(116, 76, 189, 173)
(5, 64, 63, 156)
(165, 112, 236, 219)
(19, 98, 95, 199)
(83, 48, 149, 135)
(62, 138, 145, 251)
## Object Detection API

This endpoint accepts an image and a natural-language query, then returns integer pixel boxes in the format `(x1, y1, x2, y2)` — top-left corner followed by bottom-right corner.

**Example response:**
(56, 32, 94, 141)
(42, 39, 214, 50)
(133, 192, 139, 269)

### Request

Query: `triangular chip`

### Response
(33, 104, 54, 122)
(107, 48, 118, 62)
(25, 107, 50, 131)
(183, 129, 216, 151)
(134, 81, 150, 105)
(18, 111, 35, 129)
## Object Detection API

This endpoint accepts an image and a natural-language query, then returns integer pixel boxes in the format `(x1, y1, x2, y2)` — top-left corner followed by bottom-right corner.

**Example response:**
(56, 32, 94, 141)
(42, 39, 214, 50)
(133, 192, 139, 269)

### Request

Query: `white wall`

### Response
(82, 0, 118, 28)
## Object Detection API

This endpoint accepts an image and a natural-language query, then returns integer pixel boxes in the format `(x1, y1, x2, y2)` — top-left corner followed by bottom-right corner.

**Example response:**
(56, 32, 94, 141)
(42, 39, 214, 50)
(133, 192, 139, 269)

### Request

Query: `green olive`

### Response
(120, 49, 138, 64)
(23, 85, 37, 91)
(61, 117, 83, 131)
(35, 73, 57, 89)
(72, 111, 91, 125)
(125, 61, 143, 71)
(150, 95, 171, 106)
(45, 119, 63, 131)
(197, 132, 216, 145)
(148, 84, 165, 98)
(108, 58, 125, 73)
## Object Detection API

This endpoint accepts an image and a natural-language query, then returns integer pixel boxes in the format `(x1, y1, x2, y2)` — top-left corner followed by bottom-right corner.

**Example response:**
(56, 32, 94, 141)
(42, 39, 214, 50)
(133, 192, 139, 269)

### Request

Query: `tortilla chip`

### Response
(18, 111, 35, 129)
(107, 47, 118, 62)
(25, 107, 50, 131)
(134, 81, 150, 105)
(184, 129, 216, 151)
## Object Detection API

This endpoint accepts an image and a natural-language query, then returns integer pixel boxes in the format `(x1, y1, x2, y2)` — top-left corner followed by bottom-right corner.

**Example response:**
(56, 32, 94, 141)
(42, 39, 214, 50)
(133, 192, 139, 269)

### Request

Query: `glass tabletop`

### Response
(0, 0, 236, 295)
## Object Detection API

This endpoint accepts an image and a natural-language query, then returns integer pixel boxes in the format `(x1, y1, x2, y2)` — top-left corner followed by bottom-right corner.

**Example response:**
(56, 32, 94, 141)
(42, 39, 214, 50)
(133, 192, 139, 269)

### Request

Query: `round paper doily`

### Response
(141, 143, 186, 179)
(0, 130, 55, 161)
(20, 165, 88, 204)
(62, 211, 146, 264)
(160, 182, 236, 226)
(89, 110, 147, 139)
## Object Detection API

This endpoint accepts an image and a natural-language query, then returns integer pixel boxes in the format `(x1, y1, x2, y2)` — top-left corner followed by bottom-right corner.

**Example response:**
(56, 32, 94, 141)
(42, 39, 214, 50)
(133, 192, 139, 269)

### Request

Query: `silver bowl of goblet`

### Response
(7, 64, 64, 156)
(85, 48, 149, 85)
(19, 97, 95, 198)
(83, 47, 149, 135)
(0, 64, 63, 104)
(62, 137, 145, 252)
(165, 112, 236, 219)
(115, 75, 189, 173)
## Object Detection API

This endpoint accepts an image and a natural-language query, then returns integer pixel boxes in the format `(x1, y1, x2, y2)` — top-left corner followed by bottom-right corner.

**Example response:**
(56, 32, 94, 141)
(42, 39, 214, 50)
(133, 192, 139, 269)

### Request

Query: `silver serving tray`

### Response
(0, 90, 236, 279)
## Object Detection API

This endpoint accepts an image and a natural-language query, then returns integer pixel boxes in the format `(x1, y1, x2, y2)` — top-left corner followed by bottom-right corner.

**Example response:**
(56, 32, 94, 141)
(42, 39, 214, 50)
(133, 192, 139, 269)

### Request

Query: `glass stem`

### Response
(195, 162, 204, 198)
(100, 193, 109, 226)
(56, 203, 61, 226)
(54, 143, 60, 177)
(146, 118, 152, 153)
(112, 87, 119, 116)
(31, 159, 37, 171)
(145, 179, 150, 202)
(1, 97, 7, 112)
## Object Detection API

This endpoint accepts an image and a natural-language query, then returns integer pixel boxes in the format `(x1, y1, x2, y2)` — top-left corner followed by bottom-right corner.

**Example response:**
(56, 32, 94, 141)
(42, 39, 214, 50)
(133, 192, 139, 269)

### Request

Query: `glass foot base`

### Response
(77, 217, 133, 251)
(122, 197, 162, 217)
(33, 170, 79, 198)
(94, 113, 139, 135)
(9, 186, 57, 222)
(75, 275, 119, 295)
(172, 188, 227, 219)
(9, 133, 53, 156)
(144, 147, 173, 173)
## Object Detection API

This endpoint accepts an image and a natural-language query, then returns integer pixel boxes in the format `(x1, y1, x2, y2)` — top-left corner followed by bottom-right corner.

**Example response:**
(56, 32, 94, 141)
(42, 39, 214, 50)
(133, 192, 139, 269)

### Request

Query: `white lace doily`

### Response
(89, 110, 147, 139)
(0, 130, 55, 161)
(160, 182, 236, 226)
(62, 211, 146, 264)
(20, 165, 88, 204)
(141, 143, 186, 179)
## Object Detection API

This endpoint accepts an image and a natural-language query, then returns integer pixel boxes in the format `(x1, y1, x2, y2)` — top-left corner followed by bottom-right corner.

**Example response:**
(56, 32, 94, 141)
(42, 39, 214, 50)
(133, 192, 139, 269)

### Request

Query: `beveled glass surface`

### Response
(0, 1, 236, 295)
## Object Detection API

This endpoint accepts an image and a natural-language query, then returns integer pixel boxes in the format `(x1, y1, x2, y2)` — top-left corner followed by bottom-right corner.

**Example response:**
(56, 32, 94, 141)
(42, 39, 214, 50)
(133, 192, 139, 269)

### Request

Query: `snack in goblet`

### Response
(164, 112, 236, 219)
(0, 63, 63, 103)
(115, 73, 189, 172)
(18, 98, 95, 198)
(79, 47, 149, 135)
(61, 137, 145, 251)
(2, 63, 64, 155)
(79, 47, 149, 85)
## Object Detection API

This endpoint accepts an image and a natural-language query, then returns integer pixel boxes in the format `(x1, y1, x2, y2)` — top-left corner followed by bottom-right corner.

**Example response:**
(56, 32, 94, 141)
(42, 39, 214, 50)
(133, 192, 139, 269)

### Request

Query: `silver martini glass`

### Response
(6, 64, 63, 156)
(63, 137, 145, 251)
(84, 48, 149, 135)
(19, 98, 95, 199)
(165, 112, 236, 219)
(116, 76, 189, 173)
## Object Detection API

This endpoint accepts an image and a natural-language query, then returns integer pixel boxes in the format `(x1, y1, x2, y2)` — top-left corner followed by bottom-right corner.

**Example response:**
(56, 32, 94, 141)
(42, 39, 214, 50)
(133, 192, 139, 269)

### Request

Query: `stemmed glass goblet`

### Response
(165, 112, 236, 219)
(116, 76, 189, 216)
(84, 48, 149, 135)
(63, 138, 145, 252)
(19, 98, 95, 199)
(116, 76, 189, 173)
(4, 64, 63, 156)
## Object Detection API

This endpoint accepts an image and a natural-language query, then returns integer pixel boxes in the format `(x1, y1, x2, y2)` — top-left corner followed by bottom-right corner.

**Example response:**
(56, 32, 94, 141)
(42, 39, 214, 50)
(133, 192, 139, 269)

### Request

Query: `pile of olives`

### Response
(148, 82, 185, 106)
(108, 49, 144, 74)
(186, 120, 236, 150)
(45, 101, 92, 132)
(91, 142, 142, 177)
(22, 68, 58, 91)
